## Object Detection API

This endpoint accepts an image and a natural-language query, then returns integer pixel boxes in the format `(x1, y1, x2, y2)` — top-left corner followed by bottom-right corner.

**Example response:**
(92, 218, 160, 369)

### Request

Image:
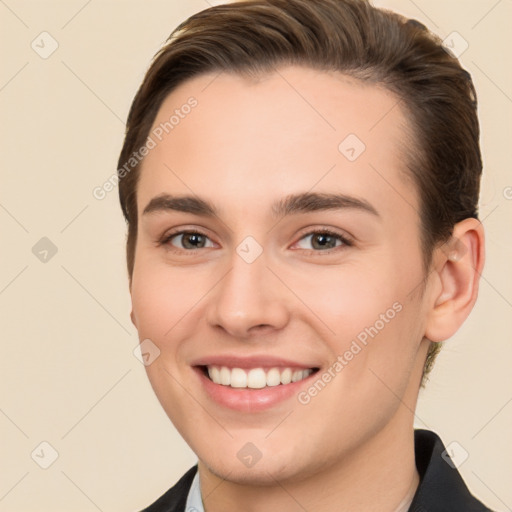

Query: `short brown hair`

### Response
(117, 0, 482, 381)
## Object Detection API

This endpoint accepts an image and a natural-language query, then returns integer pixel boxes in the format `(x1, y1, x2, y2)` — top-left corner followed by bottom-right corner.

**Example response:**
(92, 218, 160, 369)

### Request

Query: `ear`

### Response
(129, 282, 137, 328)
(424, 218, 485, 342)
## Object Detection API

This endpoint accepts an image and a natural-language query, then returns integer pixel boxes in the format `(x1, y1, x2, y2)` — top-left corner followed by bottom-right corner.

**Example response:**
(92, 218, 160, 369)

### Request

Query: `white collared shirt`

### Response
(185, 470, 205, 512)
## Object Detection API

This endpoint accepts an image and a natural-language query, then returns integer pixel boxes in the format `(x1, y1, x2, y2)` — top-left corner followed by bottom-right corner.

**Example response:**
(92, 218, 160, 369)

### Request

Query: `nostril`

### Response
(251, 324, 273, 333)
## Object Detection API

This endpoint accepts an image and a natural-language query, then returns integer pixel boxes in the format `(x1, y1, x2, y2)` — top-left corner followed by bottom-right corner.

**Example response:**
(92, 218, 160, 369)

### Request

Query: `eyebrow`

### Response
(142, 192, 380, 218)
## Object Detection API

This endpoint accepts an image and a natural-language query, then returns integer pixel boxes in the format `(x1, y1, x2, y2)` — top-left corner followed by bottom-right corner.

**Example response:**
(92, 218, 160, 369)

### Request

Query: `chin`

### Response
(201, 456, 299, 486)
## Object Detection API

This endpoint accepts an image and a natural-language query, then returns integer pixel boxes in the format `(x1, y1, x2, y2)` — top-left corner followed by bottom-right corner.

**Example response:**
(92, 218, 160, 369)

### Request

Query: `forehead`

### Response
(137, 65, 418, 220)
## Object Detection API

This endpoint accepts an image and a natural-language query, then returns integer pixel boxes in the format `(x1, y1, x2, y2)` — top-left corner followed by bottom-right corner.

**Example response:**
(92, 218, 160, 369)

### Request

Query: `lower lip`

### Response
(193, 367, 317, 412)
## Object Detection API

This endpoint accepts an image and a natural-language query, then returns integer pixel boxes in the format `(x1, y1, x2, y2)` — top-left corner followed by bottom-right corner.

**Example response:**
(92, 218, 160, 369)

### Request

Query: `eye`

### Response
(293, 229, 352, 252)
(162, 230, 215, 251)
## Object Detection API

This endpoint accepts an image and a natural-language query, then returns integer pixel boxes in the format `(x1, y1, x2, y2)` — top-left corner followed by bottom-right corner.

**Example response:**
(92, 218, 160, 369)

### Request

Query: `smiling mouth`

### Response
(199, 365, 320, 389)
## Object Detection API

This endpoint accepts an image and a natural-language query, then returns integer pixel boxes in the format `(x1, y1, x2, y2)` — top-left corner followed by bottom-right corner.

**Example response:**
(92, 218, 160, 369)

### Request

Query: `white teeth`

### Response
(291, 370, 303, 382)
(230, 368, 247, 388)
(247, 368, 267, 388)
(206, 366, 314, 388)
(220, 366, 231, 385)
(280, 368, 292, 385)
(266, 368, 281, 387)
(208, 366, 220, 383)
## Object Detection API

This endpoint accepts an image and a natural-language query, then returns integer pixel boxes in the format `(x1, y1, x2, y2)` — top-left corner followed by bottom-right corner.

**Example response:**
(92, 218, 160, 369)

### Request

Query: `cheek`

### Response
(130, 260, 203, 340)
(130, 265, 204, 423)
(291, 260, 406, 343)
(299, 258, 424, 387)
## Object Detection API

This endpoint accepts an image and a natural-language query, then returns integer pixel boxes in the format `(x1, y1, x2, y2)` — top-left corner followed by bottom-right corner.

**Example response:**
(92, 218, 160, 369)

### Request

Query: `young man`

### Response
(117, 0, 491, 510)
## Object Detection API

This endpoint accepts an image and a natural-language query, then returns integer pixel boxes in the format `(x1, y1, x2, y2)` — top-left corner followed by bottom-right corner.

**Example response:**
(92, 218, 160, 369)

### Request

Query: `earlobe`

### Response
(424, 218, 485, 343)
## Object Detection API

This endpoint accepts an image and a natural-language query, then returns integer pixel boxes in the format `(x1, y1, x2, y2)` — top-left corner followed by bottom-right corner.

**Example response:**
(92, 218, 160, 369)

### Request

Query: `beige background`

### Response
(0, 0, 511, 511)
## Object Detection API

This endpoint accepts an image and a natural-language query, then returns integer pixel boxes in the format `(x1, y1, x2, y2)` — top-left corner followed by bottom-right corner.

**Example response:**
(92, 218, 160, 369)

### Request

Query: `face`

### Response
(130, 65, 434, 484)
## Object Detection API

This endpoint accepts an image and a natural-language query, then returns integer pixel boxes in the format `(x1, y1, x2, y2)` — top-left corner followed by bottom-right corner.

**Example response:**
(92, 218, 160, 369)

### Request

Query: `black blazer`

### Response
(139, 429, 493, 512)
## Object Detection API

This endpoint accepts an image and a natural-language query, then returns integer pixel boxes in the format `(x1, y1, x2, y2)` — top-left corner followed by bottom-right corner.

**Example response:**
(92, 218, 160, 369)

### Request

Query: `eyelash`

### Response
(158, 227, 354, 255)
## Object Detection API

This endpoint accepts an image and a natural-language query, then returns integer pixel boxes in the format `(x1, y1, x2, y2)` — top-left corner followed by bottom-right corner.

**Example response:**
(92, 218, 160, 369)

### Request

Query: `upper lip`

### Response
(190, 355, 320, 370)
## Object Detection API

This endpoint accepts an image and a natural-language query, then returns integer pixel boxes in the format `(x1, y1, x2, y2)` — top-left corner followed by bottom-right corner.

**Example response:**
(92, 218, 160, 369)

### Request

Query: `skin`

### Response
(129, 65, 484, 512)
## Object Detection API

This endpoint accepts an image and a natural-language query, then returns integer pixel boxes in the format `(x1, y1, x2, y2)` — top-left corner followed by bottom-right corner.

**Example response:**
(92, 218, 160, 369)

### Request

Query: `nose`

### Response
(205, 247, 290, 339)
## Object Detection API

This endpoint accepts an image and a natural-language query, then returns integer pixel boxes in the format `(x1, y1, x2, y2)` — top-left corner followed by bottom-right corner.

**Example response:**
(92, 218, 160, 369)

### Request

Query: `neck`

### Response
(391, 467, 420, 512)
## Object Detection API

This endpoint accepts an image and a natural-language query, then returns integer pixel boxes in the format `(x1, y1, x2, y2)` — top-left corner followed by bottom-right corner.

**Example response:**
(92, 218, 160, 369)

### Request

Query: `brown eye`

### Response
(166, 231, 214, 250)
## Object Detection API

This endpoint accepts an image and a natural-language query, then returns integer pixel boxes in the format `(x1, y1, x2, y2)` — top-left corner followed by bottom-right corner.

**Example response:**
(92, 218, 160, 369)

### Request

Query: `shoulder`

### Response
(138, 465, 198, 512)
(410, 429, 494, 511)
